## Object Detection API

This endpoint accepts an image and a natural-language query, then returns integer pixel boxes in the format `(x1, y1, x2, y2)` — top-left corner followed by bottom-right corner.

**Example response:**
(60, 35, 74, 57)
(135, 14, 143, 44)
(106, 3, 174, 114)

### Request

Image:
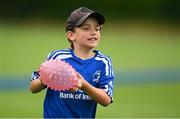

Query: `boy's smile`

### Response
(87, 37, 97, 42)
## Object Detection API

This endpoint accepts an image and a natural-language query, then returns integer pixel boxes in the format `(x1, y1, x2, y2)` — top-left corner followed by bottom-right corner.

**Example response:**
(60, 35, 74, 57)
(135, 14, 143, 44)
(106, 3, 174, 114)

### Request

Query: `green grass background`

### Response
(0, 83, 180, 118)
(0, 22, 180, 117)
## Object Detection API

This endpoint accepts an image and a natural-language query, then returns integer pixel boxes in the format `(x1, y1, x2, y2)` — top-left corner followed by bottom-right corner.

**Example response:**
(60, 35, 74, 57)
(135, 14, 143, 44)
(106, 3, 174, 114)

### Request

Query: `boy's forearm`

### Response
(29, 79, 46, 93)
(81, 80, 111, 106)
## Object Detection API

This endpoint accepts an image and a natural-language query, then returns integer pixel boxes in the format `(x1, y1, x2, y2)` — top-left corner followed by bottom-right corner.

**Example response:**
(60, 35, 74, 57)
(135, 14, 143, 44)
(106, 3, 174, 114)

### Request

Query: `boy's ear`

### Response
(66, 31, 75, 41)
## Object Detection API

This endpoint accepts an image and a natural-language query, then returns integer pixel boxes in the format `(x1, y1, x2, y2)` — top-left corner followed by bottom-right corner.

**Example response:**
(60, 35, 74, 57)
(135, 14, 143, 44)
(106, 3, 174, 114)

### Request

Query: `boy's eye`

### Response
(80, 26, 101, 32)
(95, 27, 101, 31)
(82, 27, 90, 30)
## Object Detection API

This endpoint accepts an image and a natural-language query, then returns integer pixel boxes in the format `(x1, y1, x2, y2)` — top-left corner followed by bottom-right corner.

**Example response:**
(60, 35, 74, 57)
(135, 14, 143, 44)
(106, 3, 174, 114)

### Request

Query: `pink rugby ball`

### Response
(39, 59, 78, 91)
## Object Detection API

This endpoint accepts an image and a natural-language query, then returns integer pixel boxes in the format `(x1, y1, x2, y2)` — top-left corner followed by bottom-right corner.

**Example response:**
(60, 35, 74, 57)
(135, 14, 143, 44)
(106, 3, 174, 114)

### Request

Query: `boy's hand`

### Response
(68, 72, 84, 92)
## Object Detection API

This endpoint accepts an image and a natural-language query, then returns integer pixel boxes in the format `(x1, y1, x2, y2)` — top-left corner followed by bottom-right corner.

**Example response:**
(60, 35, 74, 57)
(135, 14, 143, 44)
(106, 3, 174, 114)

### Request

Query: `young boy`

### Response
(29, 7, 114, 118)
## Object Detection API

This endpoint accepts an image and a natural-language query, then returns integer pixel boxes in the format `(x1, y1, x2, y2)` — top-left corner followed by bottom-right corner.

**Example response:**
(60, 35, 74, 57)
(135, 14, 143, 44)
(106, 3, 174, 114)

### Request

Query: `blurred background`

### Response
(0, 0, 180, 118)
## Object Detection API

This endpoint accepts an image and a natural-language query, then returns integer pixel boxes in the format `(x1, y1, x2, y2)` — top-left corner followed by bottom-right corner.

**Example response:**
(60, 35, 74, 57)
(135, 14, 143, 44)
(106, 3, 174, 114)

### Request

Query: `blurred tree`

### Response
(0, 0, 179, 22)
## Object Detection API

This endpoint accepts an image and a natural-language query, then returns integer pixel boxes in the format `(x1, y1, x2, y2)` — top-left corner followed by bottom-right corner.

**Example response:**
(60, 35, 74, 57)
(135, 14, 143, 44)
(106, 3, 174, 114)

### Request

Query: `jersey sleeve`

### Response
(31, 71, 40, 81)
(98, 57, 114, 102)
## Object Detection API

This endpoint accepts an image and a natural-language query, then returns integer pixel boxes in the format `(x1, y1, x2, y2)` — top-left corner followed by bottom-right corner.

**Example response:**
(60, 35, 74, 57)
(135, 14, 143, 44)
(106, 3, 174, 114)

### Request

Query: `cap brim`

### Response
(75, 12, 105, 26)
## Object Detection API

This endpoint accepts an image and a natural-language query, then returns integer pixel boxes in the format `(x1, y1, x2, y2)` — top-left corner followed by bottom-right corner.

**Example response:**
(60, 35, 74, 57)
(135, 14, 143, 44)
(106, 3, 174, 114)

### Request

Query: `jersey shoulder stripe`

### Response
(53, 54, 72, 60)
(95, 53, 113, 77)
(47, 49, 71, 60)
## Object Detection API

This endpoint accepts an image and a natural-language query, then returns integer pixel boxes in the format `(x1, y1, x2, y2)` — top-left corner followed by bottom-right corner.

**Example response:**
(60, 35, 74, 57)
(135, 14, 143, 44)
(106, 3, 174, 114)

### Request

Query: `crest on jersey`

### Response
(92, 70, 101, 83)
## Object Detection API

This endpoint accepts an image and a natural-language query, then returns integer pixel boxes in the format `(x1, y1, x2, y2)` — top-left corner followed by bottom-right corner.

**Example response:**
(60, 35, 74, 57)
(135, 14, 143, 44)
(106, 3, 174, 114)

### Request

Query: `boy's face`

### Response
(68, 17, 101, 50)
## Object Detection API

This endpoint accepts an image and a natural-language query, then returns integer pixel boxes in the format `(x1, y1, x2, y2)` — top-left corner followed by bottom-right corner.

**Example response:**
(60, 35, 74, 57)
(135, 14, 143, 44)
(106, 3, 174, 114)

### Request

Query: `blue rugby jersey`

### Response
(31, 48, 114, 118)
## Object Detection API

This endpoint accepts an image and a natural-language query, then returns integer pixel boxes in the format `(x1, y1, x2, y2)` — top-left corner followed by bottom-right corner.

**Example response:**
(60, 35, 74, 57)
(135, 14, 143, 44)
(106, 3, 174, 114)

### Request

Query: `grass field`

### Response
(0, 22, 180, 117)
(0, 83, 179, 118)
(97, 83, 180, 118)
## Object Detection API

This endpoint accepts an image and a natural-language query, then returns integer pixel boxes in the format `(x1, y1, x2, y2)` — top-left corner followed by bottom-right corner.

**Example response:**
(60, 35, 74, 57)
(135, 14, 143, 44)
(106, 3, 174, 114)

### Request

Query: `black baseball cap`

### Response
(66, 7, 105, 32)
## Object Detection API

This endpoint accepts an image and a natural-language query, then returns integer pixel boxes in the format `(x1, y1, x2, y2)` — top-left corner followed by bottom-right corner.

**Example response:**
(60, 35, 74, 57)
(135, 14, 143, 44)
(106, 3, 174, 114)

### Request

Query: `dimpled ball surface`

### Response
(39, 59, 78, 91)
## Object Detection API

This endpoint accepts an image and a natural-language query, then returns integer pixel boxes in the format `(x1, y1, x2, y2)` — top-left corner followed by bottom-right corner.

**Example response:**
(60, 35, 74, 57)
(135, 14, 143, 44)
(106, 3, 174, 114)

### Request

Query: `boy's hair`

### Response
(66, 7, 105, 49)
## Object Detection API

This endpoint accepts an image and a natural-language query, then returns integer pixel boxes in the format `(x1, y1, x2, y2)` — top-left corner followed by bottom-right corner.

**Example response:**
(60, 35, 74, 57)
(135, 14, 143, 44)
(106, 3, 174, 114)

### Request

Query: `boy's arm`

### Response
(29, 78, 46, 93)
(76, 73, 111, 106)
(82, 81, 111, 106)
(29, 52, 52, 93)
(29, 71, 46, 93)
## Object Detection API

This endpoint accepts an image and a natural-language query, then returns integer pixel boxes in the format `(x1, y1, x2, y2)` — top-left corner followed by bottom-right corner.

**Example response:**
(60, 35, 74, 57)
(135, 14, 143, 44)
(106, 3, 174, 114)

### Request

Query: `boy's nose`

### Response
(90, 29, 96, 35)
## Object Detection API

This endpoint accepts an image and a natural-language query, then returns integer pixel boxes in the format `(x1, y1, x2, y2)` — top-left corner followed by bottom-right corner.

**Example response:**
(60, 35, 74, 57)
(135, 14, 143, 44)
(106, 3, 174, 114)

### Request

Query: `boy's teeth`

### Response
(88, 38, 96, 41)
